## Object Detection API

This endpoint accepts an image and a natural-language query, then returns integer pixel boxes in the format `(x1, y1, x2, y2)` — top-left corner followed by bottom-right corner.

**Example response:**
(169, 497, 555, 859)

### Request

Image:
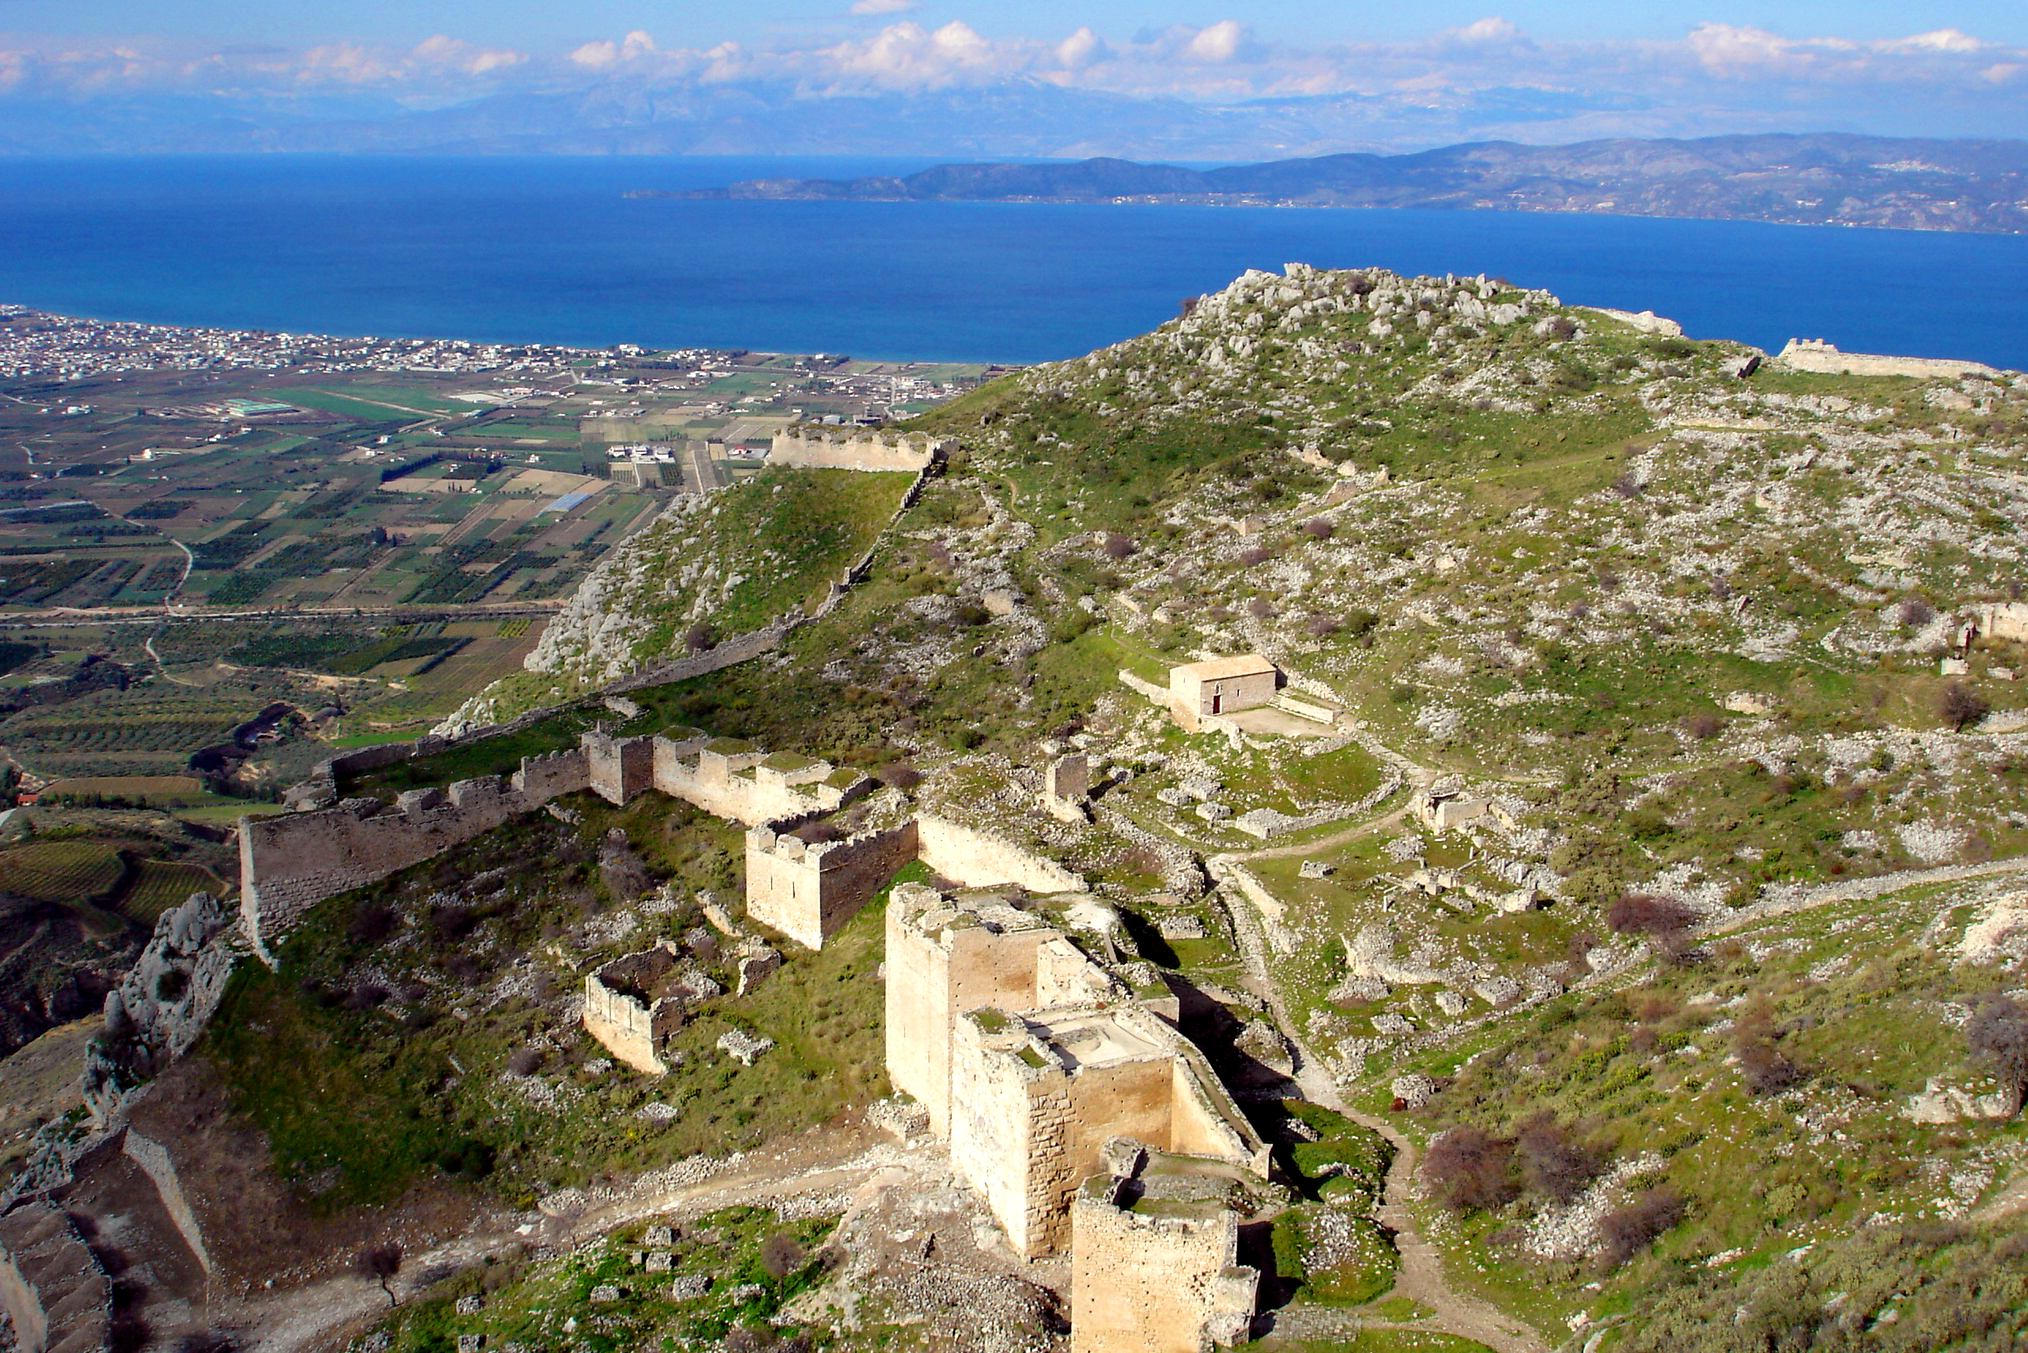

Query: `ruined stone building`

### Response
(581, 942, 698, 1075)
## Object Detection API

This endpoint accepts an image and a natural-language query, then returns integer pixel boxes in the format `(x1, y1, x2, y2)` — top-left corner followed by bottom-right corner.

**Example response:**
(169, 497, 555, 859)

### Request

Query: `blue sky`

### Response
(0, 2, 2022, 153)
(8, 1, 2027, 47)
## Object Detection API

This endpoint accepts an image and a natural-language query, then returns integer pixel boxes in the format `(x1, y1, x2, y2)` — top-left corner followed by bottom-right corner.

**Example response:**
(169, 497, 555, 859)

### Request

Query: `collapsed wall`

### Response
(582, 944, 691, 1075)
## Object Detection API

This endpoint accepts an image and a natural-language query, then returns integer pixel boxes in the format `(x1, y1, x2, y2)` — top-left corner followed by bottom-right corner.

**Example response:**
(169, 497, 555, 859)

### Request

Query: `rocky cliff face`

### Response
(82, 893, 235, 1126)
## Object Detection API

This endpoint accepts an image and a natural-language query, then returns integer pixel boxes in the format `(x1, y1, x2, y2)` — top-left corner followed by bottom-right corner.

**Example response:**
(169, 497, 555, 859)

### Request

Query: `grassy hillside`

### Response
(442, 467, 916, 730)
(203, 790, 895, 1211)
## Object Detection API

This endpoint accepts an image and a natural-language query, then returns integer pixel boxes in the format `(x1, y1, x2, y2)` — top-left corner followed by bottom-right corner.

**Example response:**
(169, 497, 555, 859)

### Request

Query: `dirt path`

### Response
(1710, 854, 2028, 938)
(1218, 880, 1545, 1353)
(1233, 799, 1417, 863)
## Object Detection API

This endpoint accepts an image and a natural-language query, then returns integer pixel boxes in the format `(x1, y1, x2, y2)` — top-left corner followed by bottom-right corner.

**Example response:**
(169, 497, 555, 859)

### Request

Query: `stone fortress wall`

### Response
(120, 1130, 211, 1277)
(768, 425, 955, 474)
(240, 725, 1092, 961)
(239, 747, 592, 959)
(1775, 338, 2002, 381)
(581, 943, 689, 1075)
(0, 1196, 112, 1353)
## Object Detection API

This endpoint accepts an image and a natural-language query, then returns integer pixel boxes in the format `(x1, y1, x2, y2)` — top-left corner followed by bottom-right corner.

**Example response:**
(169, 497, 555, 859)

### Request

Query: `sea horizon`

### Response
(4, 154, 2027, 370)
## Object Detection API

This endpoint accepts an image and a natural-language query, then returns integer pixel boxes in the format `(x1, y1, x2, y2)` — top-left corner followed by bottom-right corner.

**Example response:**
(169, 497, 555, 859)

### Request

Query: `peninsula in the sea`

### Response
(642, 132, 2028, 235)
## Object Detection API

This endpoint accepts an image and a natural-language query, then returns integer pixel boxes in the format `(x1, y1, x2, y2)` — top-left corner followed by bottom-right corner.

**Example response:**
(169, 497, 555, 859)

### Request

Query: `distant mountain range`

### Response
(646, 134, 2028, 234)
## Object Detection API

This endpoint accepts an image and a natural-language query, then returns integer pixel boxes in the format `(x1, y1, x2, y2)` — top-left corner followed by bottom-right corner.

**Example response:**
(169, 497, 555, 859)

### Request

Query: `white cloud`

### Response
(1449, 17, 1521, 46)
(819, 20, 1010, 89)
(850, 0, 916, 14)
(1186, 20, 1246, 64)
(412, 35, 526, 77)
(1878, 29, 1984, 55)
(571, 29, 657, 71)
(1, 15, 2022, 153)
(1055, 26, 1104, 71)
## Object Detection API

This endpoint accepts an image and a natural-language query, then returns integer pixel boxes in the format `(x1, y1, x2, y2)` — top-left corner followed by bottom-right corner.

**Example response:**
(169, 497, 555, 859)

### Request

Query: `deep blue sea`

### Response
(2, 155, 2026, 369)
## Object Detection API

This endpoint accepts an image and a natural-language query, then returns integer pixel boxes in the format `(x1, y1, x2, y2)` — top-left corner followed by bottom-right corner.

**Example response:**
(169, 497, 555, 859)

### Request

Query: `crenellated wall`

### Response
(240, 746, 591, 958)
(584, 731, 655, 805)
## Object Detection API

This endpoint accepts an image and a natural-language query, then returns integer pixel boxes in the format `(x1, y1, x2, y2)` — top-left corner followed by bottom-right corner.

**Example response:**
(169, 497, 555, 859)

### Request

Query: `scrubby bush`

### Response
(1735, 1031, 1804, 1096)
(872, 762, 921, 790)
(759, 1231, 807, 1279)
(348, 899, 398, 945)
(1680, 712, 1723, 740)
(1239, 545, 1273, 567)
(1895, 596, 1935, 628)
(1515, 1113, 1603, 1204)
(1968, 994, 2028, 1116)
(1607, 893, 1697, 962)
(1421, 1125, 1515, 1212)
(1302, 518, 1335, 541)
(1101, 532, 1137, 560)
(1598, 1186, 1684, 1268)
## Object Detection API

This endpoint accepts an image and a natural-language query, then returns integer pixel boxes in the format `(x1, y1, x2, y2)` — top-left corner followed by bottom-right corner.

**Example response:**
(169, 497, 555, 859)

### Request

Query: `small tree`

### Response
(356, 1242, 403, 1308)
(1421, 1125, 1514, 1212)
(1968, 995, 2028, 1117)
(1940, 681, 1990, 733)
